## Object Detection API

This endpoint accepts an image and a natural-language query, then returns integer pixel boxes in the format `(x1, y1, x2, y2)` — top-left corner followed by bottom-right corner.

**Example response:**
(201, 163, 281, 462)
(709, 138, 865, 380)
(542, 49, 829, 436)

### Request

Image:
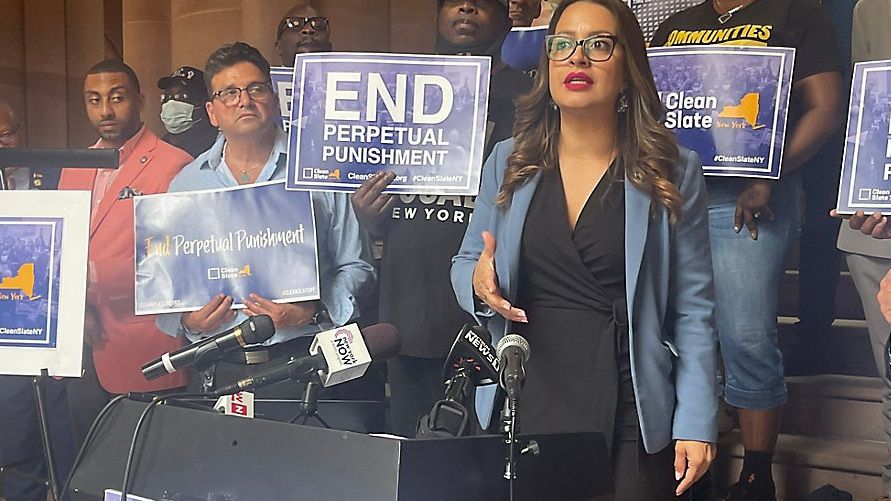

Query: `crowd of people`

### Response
(0, 0, 889, 500)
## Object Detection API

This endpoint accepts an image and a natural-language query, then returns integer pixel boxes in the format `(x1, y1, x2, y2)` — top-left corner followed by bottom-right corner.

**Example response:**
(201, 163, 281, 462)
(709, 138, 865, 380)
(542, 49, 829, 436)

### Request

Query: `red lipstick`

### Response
(563, 71, 593, 91)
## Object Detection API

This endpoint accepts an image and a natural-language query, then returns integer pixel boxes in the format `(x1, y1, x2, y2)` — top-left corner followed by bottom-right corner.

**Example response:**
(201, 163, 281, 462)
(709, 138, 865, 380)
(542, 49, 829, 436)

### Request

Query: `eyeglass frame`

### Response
(544, 34, 621, 62)
(276, 16, 330, 39)
(211, 82, 274, 107)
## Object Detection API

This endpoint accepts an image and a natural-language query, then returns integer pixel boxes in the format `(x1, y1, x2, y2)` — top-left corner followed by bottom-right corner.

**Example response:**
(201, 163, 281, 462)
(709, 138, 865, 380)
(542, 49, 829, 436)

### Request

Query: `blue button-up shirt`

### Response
(155, 128, 376, 346)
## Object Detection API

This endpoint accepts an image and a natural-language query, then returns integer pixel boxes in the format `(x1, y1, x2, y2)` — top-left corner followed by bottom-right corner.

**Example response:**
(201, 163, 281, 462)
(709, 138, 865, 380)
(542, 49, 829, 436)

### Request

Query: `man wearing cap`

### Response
(158, 66, 219, 158)
(351, 0, 530, 437)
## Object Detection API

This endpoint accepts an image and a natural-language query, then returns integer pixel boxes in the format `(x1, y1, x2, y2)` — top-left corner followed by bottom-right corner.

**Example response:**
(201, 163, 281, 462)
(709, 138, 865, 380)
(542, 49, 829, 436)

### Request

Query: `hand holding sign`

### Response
(830, 209, 891, 239)
(244, 294, 317, 330)
(351, 171, 396, 236)
(182, 294, 237, 334)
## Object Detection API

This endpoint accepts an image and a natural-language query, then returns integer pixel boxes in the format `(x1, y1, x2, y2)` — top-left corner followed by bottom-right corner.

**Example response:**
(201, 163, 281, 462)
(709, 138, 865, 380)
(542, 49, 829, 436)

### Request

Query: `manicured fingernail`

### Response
(675, 470, 682, 481)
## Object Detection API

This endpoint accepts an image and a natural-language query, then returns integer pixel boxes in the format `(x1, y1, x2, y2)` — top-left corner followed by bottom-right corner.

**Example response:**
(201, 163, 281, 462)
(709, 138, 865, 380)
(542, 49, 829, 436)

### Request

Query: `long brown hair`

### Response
(496, 0, 682, 223)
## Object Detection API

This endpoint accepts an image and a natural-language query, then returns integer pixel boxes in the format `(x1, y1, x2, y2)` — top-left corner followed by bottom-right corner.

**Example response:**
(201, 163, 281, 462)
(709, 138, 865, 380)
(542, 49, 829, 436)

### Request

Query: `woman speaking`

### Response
(451, 0, 718, 498)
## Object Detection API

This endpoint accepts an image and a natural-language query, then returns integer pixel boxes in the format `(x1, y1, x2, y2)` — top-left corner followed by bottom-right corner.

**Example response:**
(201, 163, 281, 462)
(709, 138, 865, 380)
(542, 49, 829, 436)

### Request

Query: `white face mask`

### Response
(160, 100, 195, 134)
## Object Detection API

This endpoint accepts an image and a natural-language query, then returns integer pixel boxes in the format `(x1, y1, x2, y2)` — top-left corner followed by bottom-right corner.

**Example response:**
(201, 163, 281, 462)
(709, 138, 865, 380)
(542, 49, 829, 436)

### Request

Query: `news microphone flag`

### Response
(309, 324, 373, 387)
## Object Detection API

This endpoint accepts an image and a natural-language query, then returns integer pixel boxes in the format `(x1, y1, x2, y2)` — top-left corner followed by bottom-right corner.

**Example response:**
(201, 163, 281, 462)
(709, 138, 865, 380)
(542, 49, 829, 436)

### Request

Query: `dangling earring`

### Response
(550, 99, 558, 111)
(617, 93, 629, 113)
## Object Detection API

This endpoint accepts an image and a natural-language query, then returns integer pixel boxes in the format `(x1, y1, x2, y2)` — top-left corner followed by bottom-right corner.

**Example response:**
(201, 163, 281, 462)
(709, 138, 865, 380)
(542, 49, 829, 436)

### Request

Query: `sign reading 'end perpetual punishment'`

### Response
(286, 53, 491, 195)
(649, 46, 795, 179)
(134, 182, 320, 315)
(837, 61, 891, 215)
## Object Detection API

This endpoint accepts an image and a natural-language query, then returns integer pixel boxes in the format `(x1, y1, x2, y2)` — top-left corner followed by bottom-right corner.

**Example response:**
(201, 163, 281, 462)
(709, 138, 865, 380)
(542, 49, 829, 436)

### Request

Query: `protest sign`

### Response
(271, 66, 294, 132)
(836, 60, 891, 214)
(134, 181, 319, 315)
(649, 45, 795, 179)
(502, 26, 547, 72)
(286, 52, 490, 195)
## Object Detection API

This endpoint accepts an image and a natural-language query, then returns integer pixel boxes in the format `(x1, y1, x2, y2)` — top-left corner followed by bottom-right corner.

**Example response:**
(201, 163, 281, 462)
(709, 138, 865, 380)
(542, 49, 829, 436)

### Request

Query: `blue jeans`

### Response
(707, 176, 800, 410)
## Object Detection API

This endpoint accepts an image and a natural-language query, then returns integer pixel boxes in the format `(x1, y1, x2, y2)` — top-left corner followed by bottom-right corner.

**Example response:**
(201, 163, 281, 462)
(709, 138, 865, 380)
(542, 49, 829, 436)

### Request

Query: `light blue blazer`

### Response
(451, 139, 719, 453)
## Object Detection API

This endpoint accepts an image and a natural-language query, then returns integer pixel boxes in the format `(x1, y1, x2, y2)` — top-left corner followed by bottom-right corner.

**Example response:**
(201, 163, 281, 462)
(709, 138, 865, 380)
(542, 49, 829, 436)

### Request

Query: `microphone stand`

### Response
(192, 339, 227, 394)
(500, 397, 519, 501)
(289, 375, 332, 428)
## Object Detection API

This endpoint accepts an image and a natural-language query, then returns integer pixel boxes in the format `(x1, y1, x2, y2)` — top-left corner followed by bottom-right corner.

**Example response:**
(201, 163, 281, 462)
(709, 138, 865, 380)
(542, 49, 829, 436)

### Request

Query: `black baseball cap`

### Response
(157, 66, 208, 100)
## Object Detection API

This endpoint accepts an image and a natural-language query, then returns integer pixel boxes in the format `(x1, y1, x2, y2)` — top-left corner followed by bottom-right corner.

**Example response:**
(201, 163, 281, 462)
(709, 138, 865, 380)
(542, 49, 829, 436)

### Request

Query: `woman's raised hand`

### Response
(472, 231, 527, 323)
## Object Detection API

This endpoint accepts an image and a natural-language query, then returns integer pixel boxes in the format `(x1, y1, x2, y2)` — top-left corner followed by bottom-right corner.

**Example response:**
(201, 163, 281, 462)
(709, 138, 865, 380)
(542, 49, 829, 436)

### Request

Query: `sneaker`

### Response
(726, 472, 776, 501)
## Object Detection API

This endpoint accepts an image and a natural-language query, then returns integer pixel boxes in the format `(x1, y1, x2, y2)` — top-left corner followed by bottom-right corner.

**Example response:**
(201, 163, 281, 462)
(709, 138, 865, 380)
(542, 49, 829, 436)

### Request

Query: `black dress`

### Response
(514, 163, 676, 499)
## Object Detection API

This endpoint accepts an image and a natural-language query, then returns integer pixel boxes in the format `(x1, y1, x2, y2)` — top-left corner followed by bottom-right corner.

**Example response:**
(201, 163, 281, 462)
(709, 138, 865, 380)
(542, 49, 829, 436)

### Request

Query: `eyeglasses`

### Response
(277, 16, 329, 38)
(212, 82, 273, 107)
(545, 34, 620, 62)
(0, 126, 20, 146)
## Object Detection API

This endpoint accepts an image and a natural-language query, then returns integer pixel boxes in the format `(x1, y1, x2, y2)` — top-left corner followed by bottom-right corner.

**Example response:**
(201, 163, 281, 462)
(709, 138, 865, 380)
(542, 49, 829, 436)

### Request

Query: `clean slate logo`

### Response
(207, 265, 252, 280)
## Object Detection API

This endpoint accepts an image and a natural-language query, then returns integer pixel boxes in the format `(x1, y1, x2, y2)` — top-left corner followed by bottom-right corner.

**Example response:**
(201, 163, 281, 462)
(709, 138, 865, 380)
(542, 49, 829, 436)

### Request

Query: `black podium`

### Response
(68, 399, 612, 501)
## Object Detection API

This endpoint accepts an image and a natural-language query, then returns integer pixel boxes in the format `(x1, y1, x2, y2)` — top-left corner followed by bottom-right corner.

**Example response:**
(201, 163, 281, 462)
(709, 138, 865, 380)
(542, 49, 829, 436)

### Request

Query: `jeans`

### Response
(707, 176, 800, 409)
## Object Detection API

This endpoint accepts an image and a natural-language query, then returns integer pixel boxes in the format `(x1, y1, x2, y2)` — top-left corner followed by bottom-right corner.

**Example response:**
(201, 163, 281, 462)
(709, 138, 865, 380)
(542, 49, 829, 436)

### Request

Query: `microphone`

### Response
(416, 324, 500, 438)
(441, 324, 500, 385)
(496, 334, 530, 401)
(141, 315, 275, 380)
(214, 323, 399, 395)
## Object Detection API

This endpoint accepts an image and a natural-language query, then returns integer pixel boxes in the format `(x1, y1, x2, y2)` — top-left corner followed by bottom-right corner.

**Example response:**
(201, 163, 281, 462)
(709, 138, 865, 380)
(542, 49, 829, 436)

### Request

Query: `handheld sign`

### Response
(286, 52, 491, 195)
(501, 26, 547, 72)
(648, 45, 795, 179)
(271, 66, 294, 132)
(836, 60, 891, 215)
(134, 181, 320, 315)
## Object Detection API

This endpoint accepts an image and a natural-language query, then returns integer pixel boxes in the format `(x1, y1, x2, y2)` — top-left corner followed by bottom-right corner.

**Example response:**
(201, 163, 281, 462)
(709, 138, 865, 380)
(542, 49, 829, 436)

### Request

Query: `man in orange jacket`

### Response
(58, 60, 193, 446)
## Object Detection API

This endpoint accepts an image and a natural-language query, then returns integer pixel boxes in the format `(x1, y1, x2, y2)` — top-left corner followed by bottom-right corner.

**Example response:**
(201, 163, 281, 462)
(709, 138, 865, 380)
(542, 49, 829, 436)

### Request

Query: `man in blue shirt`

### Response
(155, 42, 375, 397)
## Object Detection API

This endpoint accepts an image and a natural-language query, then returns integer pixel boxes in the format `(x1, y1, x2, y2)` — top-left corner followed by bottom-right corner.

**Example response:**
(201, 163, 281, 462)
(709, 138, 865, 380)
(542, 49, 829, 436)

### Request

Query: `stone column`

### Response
(23, 0, 68, 147)
(0, 0, 27, 138)
(170, 0, 241, 70)
(241, 0, 295, 66)
(316, 0, 389, 52)
(66, 0, 106, 147)
(123, 0, 172, 139)
(390, 0, 436, 54)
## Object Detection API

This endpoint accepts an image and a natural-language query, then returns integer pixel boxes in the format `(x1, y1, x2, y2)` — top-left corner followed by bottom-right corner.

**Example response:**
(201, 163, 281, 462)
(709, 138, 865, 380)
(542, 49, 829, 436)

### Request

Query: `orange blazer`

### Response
(59, 128, 192, 393)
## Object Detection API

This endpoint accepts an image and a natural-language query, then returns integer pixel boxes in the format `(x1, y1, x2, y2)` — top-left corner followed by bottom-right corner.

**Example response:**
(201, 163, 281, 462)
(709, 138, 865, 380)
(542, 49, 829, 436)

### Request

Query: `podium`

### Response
(68, 399, 612, 501)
